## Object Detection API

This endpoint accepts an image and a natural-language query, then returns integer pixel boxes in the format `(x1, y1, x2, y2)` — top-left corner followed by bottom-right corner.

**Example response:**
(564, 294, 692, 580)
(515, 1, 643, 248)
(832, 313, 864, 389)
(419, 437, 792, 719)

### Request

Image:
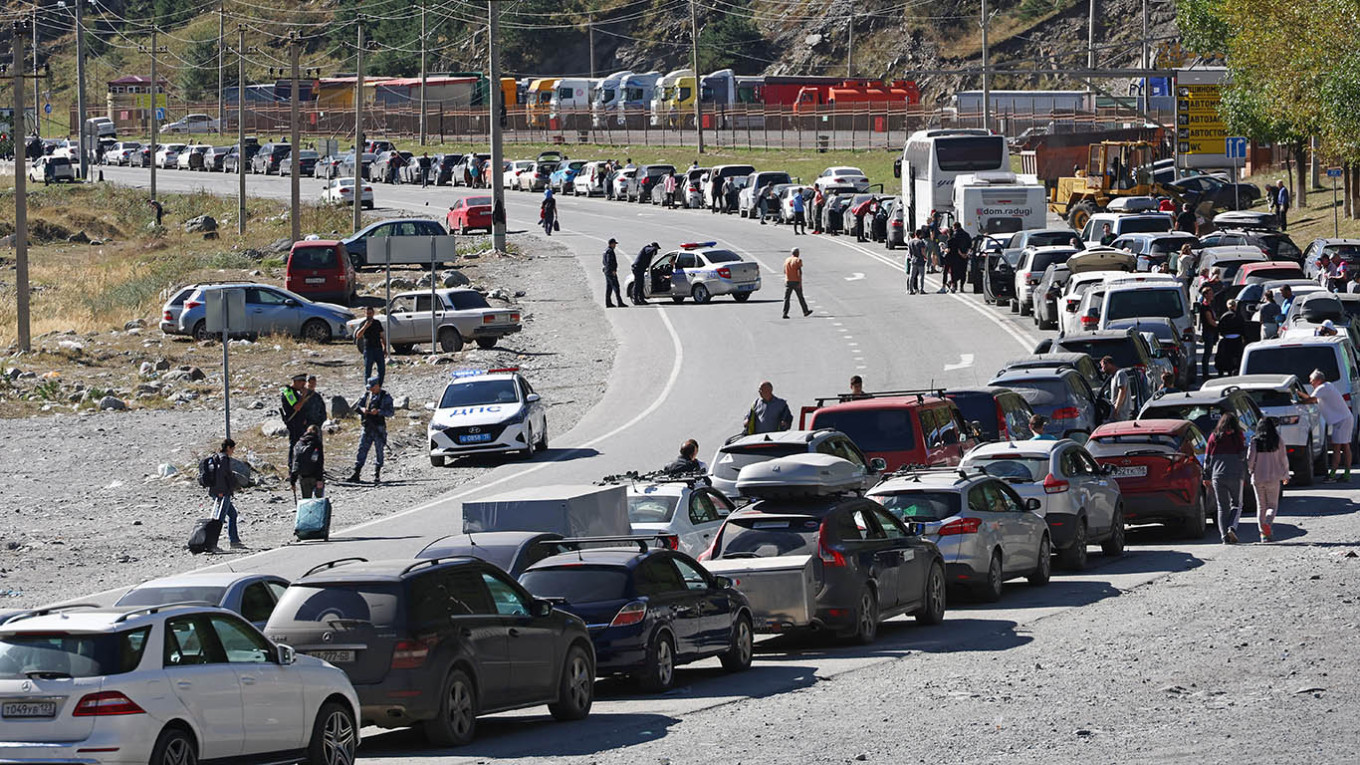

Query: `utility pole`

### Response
(141, 27, 166, 201)
(981, 0, 990, 131)
(846, 9, 853, 78)
(353, 22, 364, 234)
(13, 23, 31, 353)
(587, 12, 595, 80)
(1087, 0, 1097, 91)
(289, 32, 301, 243)
(32, 10, 39, 132)
(75, 0, 89, 180)
(688, 0, 703, 153)
(217, 0, 225, 135)
(418, 0, 427, 146)
(489, 0, 506, 252)
(237, 25, 248, 234)
(1139, 0, 1148, 115)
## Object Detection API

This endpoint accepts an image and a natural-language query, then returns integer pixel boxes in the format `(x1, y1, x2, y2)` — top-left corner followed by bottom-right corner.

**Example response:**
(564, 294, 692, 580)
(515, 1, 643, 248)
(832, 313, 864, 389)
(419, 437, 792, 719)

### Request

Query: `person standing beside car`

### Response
(602, 237, 626, 308)
(355, 305, 386, 385)
(632, 242, 658, 305)
(744, 381, 793, 434)
(791, 189, 807, 235)
(905, 228, 927, 295)
(1247, 417, 1289, 543)
(1205, 413, 1247, 544)
(1101, 356, 1134, 421)
(1258, 289, 1282, 340)
(1304, 369, 1355, 482)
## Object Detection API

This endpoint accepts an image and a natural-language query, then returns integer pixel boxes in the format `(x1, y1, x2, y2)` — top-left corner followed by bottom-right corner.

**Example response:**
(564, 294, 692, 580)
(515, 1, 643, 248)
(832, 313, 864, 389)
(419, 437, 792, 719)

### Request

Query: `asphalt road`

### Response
(86, 164, 1197, 763)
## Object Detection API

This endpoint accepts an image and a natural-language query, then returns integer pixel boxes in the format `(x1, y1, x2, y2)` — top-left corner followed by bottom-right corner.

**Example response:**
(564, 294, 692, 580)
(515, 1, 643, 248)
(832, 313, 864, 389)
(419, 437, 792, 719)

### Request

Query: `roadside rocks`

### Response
(330, 395, 352, 418)
(98, 395, 127, 411)
(260, 419, 288, 437)
(442, 269, 470, 288)
(183, 215, 218, 234)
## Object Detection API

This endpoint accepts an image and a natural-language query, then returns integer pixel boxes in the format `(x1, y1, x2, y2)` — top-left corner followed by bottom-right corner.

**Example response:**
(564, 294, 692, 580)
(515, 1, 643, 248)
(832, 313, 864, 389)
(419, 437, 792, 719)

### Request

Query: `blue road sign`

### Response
(155, 107, 165, 121)
(1328, 168, 1344, 179)
(42, 103, 51, 115)
(1225, 136, 1248, 160)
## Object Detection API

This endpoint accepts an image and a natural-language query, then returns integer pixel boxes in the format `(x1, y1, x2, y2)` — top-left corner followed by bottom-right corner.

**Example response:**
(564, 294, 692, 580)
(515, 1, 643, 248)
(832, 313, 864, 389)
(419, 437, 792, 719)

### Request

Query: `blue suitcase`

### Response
(295, 497, 332, 541)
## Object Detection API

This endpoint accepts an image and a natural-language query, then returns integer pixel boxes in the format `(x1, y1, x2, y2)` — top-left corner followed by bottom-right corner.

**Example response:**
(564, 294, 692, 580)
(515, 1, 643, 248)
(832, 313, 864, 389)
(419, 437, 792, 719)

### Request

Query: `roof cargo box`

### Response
(736, 454, 863, 498)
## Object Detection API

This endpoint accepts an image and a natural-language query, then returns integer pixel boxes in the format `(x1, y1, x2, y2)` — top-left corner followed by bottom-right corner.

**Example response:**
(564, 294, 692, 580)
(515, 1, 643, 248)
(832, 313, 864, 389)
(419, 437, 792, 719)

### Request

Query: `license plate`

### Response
(305, 650, 355, 664)
(305, 278, 326, 284)
(2, 701, 58, 718)
(1113, 465, 1148, 477)
(737, 284, 756, 291)
(459, 433, 493, 444)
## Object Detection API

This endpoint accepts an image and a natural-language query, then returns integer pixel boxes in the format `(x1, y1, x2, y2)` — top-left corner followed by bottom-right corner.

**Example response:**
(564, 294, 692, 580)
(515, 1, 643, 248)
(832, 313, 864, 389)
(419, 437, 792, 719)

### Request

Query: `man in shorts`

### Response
(1305, 369, 1355, 482)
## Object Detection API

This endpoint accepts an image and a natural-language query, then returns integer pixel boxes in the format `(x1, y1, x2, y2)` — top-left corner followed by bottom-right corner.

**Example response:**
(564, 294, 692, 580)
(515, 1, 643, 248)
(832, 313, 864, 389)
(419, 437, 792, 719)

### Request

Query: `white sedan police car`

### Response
(427, 368, 547, 465)
(625, 241, 762, 304)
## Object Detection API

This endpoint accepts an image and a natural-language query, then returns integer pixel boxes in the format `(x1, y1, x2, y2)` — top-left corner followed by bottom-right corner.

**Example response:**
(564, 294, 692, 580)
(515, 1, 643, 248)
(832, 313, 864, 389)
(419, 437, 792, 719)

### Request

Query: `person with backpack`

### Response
(198, 438, 245, 551)
(347, 376, 394, 484)
(1247, 417, 1289, 543)
(1205, 412, 1247, 544)
(290, 425, 326, 499)
(540, 189, 558, 236)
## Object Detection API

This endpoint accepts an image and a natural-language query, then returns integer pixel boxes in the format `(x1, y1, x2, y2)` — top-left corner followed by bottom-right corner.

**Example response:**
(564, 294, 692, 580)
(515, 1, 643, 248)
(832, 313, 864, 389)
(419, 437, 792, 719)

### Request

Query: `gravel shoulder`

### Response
(0, 236, 613, 607)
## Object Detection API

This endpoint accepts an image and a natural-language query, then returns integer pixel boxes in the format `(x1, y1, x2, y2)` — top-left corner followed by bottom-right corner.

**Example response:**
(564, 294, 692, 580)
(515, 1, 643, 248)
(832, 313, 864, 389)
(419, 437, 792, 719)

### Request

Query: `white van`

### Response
(1240, 335, 1360, 448)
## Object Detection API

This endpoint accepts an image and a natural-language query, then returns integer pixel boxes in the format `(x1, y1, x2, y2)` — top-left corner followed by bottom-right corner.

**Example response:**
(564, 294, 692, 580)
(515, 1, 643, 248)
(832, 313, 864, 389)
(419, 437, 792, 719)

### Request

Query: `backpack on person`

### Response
(197, 454, 220, 488)
(293, 438, 324, 478)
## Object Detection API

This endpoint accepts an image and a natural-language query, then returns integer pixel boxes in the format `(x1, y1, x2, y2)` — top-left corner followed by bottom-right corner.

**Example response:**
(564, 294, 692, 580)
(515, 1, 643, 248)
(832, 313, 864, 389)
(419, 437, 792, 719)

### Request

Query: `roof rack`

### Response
(1, 603, 102, 625)
(878, 464, 987, 483)
(113, 601, 217, 623)
(810, 388, 945, 408)
(302, 557, 369, 578)
(539, 534, 680, 554)
(597, 469, 712, 487)
(401, 556, 478, 576)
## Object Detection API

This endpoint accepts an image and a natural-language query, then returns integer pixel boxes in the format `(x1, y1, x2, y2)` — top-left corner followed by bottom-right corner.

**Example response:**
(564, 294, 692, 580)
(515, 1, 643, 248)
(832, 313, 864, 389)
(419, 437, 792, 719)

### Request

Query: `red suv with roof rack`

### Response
(1084, 418, 1209, 538)
(800, 390, 979, 471)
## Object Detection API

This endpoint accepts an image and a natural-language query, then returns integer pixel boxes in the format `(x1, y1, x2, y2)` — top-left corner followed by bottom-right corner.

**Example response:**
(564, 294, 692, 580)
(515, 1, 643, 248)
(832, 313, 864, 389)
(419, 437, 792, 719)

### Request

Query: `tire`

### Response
(1181, 491, 1208, 539)
(460, 226, 469, 235)
(850, 587, 878, 645)
(430, 455, 445, 467)
(1028, 536, 1052, 586)
(475, 337, 497, 350)
(1057, 518, 1088, 571)
(547, 644, 594, 721)
(885, 239, 895, 251)
(671, 296, 685, 304)
(733, 292, 752, 303)
(438, 327, 464, 353)
(306, 701, 357, 765)
(520, 425, 536, 459)
(975, 550, 1004, 602)
(692, 284, 712, 304)
(1020, 298, 1032, 316)
(1010, 297, 1019, 314)
(424, 667, 477, 747)
(1101, 505, 1126, 556)
(914, 561, 947, 624)
(191, 320, 209, 342)
(391, 343, 414, 355)
(536, 425, 548, 451)
(1291, 440, 1315, 486)
(639, 631, 676, 692)
(719, 615, 754, 672)
(150, 727, 198, 765)
(301, 319, 333, 344)
(1067, 199, 1098, 230)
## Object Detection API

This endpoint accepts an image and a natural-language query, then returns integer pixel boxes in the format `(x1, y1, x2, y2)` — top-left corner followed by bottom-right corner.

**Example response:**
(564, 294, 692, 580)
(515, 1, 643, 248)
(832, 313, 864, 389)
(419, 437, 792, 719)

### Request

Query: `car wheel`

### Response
(438, 327, 464, 353)
(692, 284, 712, 304)
(1019, 298, 1032, 317)
(547, 643, 594, 721)
(474, 337, 497, 350)
(150, 726, 198, 765)
(306, 701, 357, 765)
(639, 631, 676, 692)
(1010, 297, 1019, 314)
(430, 455, 445, 467)
(301, 319, 333, 344)
(733, 292, 752, 303)
(914, 561, 947, 624)
(1028, 536, 1052, 586)
(719, 614, 754, 672)
(1057, 518, 1088, 570)
(850, 587, 878, 645)
(536, 425, 549, 451)
(975, 550, 1004, 602)
(1291, 439, 1315, 486)
(1181, 491, 1208, 539)
(191, 320, 209, 342)
(671, 295, 685, 304)
(520, 424, 536, 459)
(391, 343, 414, 355)
(424, 667, 477, 747)
(1101, 505, 1126, 556)
(885, 239, 895, 251)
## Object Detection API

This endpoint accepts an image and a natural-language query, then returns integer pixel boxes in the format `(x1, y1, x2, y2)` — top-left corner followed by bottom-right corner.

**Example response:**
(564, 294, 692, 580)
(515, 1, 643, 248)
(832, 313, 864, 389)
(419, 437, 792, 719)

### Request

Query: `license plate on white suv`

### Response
(305, 650, 355, 664)
(2, 700, 58, 718)
(1113, 465, 1148, 478)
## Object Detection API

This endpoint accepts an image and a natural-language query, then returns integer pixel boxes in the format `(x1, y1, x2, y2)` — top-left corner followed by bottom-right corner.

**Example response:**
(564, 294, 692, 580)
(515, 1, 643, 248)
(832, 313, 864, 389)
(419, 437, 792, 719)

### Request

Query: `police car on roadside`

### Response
(624, 241, 763, 304)
(427, 368, 547, 465)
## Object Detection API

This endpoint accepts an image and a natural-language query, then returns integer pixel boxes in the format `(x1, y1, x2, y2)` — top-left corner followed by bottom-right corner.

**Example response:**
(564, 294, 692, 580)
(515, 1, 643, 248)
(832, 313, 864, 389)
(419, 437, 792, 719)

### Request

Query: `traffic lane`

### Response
(355, 535, 1222, 765)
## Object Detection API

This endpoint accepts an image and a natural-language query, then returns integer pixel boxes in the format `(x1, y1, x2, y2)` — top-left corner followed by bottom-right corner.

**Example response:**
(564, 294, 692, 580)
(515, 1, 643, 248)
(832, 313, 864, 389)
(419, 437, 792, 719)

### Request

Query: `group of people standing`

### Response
(903, 223, 973, 294)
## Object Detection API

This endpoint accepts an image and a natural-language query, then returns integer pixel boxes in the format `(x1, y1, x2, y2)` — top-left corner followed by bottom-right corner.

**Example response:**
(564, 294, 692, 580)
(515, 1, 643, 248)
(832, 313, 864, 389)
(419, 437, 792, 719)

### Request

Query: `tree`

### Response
(697, 11, 769, 75)
(179, 33, 220, 102)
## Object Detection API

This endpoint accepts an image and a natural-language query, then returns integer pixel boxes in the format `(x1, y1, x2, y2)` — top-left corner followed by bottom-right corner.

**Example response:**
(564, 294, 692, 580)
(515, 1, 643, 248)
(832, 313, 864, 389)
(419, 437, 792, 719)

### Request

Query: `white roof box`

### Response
(1105, 196, 1161, 213)
(736, 454, 864, 499)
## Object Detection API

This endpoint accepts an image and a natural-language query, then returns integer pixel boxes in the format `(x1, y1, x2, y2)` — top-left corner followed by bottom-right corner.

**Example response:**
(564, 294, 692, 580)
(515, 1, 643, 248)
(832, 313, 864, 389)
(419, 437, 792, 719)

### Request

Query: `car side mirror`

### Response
(532, 598, 554, 618)
(284, 299, 298, 307)
(276, 644, 296, 665)
(714, 575, 735, 590)
(1025, 498, 1041, 511)
(904, 521, 926, 536)
(868, 457, 887, 473)
(969, 421, 984, 438)
(1101, 463, 1115, 475)
(525, 393, 541, 403)
(449, 206, 456, 211)
(1066, 303, 1078, 313)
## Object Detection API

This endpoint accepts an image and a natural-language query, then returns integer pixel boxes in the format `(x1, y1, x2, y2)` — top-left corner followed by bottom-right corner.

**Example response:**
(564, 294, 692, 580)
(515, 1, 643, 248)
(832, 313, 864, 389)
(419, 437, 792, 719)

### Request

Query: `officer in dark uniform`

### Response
(279, 373, 311, 473)
(603, 238, 626, 308)
(632, 242, 659, 304)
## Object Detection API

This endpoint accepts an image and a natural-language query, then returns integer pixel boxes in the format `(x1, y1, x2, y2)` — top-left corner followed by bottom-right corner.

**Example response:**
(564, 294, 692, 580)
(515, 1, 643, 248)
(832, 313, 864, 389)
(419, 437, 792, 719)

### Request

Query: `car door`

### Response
(634, 556, 704, 658)
(237, 580, 280, 629)
(681, 490, 727, 556)
(839, 505, 900, 611)
(670, 555, 733, 652)
(649, 251, 677, 297)
(244, 288, 288, 336)
(986, 481, 1037, 573)
(1075, 448, 1118, 533)
(384, 295, 417, 344)
(672, 252, 699, 297)
(869, 506, 926, 609)
(448, 199, 464, 230)
(408, 567, 515, 710)
(919, 407, 945, 465)
(162, 614, 244, 759)
(479, 569, 557, 703)
(208, 614, 305, 756)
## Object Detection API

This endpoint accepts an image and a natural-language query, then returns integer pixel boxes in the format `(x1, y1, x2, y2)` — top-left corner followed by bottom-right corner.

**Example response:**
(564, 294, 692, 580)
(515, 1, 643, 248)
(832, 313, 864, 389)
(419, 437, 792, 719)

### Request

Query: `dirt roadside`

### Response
(0, 236, 613, 607)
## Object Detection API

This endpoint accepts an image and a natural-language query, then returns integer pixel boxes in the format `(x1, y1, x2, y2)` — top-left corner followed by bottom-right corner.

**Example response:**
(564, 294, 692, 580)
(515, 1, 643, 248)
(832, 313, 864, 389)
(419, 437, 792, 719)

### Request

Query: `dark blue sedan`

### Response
(519, 546, 753, 691)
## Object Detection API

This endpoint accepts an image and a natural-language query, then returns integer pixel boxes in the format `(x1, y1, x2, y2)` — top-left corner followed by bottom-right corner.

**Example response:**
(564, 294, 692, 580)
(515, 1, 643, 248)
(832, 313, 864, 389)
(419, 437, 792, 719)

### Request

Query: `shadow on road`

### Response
(358, 711, 681, 759)
(593, 662, 819, 702)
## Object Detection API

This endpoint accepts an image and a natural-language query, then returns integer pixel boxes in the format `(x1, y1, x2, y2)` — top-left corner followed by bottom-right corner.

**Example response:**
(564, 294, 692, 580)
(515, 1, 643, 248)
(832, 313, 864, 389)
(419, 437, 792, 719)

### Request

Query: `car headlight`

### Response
(502, 406, 529, 425)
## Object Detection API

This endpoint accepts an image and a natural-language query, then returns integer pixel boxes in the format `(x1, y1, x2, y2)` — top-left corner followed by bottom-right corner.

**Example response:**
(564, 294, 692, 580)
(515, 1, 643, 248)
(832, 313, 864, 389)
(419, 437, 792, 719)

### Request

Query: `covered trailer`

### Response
(462, 484, 630, 537)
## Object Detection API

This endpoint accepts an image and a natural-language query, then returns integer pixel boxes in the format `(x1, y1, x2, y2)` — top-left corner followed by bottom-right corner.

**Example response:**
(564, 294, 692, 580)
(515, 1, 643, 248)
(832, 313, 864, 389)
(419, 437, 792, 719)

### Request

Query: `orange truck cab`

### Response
(285, 239, 358, 305)
(800, 389, 979, 471)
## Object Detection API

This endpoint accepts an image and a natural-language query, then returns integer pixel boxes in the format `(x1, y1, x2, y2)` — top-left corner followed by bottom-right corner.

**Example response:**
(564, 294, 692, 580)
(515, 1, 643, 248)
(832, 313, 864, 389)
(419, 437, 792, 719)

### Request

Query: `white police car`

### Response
(624, 241, 763, 304)
(427, 368, 547, 465)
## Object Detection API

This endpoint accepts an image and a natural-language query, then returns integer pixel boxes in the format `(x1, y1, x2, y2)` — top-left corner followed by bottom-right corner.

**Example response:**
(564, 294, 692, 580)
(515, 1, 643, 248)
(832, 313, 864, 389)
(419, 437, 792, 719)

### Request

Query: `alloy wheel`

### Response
(321, 709, 357, 765)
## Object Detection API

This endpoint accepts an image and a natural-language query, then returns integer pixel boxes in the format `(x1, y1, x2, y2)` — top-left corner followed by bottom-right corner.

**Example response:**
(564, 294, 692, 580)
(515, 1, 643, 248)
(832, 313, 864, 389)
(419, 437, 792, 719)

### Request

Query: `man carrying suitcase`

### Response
(207, 438, 245, 551)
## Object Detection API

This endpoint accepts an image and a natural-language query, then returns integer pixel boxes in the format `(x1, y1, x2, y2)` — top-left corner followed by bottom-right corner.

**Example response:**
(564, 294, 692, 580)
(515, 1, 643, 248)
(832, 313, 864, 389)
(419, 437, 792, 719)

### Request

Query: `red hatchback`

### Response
(447, 195, 493, 234)
(801, 392, 978, 472)
(285, 240, 358, 305)
(1085, 418, 1209, 538)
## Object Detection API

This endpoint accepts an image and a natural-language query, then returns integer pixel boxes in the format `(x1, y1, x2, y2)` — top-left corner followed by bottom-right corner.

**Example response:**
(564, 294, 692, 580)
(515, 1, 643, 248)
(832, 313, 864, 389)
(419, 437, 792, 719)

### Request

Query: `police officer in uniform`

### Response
(603, 237, 626, 308)
(632, 242, 659, 304)
(279, 373, 311, 473)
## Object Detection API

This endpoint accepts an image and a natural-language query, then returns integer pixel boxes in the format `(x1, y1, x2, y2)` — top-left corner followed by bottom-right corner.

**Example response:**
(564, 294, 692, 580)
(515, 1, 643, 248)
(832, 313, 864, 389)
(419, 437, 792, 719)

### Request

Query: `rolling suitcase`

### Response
(187, 517, 223, 554)
(295, 497, 332, 541)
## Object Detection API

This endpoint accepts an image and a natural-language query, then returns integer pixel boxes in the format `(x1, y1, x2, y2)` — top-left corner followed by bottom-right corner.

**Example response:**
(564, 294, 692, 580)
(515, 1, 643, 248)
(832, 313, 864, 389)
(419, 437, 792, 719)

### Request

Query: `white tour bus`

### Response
(894, 128, 1011, 231)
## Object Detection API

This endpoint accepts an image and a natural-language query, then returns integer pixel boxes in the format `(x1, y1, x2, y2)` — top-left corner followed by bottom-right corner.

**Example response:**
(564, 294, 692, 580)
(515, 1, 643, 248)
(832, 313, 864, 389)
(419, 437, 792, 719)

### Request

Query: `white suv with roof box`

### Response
(0, 604, 359, 765)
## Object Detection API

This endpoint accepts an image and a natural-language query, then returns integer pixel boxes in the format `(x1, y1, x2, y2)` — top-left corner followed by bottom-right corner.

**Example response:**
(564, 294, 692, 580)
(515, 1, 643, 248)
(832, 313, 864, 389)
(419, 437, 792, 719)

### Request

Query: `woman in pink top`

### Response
(1246, 417, 1290, 542)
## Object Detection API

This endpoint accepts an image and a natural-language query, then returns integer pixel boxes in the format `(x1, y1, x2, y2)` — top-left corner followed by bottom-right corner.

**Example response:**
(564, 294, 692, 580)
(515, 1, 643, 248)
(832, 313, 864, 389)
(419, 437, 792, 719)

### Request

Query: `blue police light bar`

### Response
(680, 241, 717, 250)
(450, 366, 520, 379)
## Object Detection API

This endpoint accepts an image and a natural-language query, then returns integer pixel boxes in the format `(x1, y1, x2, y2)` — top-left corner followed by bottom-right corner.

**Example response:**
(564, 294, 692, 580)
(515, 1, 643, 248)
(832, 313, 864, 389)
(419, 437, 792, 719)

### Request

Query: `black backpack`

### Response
(197, 454, 220, 488)
(294, 438, 323, 477)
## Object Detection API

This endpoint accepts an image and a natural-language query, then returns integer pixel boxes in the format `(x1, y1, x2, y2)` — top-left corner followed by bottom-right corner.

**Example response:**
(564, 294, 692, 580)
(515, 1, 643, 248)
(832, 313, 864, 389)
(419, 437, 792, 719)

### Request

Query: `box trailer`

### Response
(462, 484, 630, 537)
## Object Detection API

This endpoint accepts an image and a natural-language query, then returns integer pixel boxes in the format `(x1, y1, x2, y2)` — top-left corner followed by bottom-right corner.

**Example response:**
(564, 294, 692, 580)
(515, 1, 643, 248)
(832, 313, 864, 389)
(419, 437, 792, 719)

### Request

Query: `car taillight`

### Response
(657, 534, 679, 550)
(509, 313, 520, 322)
(1346, 393, 1353, 403)
(817, 524, 846, 567)
(1052, 406, 1080, 420)
(163, 310, 172, 321)
(73, 691, 145, 716)
(1080, 315, 1100, 328)
(1182, 328, 1194, 341)
(483, 315, 495, 324)
(891, 220, 902, 229)
(184, 300, 201, 310)
(610, 601, 647, 627)
(340, 188, 352, 194)
(939, 517, 982, 535)
(1043, 473, 1070, 493)
(391, 639, 431, 670)
(717, 267, 731, 279)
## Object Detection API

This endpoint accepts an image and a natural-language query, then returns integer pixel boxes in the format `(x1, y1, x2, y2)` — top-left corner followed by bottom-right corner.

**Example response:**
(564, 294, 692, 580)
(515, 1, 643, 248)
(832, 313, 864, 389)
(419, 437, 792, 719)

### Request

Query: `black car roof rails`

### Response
(598, 469, 711, 487)
(1, 602, 102, 625)
(302, 557, 369, 578)
(400, 556, 479, 576)
(541, 534, 680, 554)
(113, 601, 218, 623)
(811, 388, 945, 408)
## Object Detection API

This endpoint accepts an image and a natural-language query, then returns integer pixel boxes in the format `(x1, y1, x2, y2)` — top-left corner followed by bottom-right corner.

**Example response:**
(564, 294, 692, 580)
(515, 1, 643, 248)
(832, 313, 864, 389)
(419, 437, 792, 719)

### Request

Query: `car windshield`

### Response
(1120, 218, 1172, 234)
(811, 409, 917, 452)
(116, 586, 226, 607)
(875, 491, 961, 522)
(466, 197, 492, 206)
(1055, 338, 1140, 368)
(628, 495, 680, 523)
(1241, 389, 1295, 407)
(445, 292, 492, 310)
(965, 456, 1048, 481)
(270, 584, 400, 627)
(998, 379, 1069, 406)
(1088, 432, 1183, 451)
(1323, 245, 1360, 261)
(0, 629, 150, 679)
(703, 250, 742, 263)
(291, 246, 338, 269)
(947, 393, 997, 429)
(1149, 237, 1196, 253)
(1140, 405, 1226, 433)
(1243, 346, 1341, 383)
(716, 516, 821, 558)
(719, 443, 806, 458)
(519, 568, 629, 603)
(1268, 237, 1302, 260)
(1242, 267, 1300, 283)
(1106, 289, 1184, 321)
(439, 379, 519, 408)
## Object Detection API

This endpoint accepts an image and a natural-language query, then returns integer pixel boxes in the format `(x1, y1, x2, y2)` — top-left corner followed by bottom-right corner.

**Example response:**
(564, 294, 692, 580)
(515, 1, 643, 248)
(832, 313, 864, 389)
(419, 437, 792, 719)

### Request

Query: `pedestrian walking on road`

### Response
(418, 152, 432, 188)
(603, 238, 626, 308)
(744, 381, 793, 434)
(664, 439, 706, 474)
(906, 228, 927, 295)
(540, 188, 558, 236)
(355, 306, 386, 385)
(632, 242, 658, 304)
(1205, 412, 1247, 544)
(348, 377, 394, 485)
(279, 372, 311, 473)
(791, 191, 807, 235)
(1304, 369, 1355, 482)
(1276, 182, 1291, 231)
(290, 425, 326, 500)
(1247, 417, 1289, 543)
(206, 438, 246, 551)
(782, 248, 812, 319)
